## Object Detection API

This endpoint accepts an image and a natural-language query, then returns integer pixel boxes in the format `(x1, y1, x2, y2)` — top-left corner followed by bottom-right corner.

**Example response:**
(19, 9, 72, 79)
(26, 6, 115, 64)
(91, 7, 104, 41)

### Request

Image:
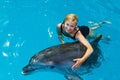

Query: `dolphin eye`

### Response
(50, 66, 55, 69)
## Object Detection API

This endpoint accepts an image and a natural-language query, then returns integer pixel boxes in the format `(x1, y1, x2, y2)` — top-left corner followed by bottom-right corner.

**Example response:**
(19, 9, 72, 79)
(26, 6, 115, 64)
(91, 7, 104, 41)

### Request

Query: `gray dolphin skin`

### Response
(22, 35, 103, 80)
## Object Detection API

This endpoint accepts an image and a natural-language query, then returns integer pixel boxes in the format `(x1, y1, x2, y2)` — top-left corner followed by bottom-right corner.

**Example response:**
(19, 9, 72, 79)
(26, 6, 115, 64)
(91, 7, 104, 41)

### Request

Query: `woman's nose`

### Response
(67, 26, 70, 29)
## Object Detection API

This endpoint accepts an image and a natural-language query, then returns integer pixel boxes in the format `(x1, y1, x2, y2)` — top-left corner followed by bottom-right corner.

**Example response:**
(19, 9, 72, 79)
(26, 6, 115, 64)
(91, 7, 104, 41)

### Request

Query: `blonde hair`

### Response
(64, 14, 78, 24)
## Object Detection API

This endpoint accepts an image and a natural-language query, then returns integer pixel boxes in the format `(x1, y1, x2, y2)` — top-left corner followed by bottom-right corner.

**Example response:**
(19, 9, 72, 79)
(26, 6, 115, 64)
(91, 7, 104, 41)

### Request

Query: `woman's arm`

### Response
(57, 23, 65, 44)
(72, 31, 93, 69)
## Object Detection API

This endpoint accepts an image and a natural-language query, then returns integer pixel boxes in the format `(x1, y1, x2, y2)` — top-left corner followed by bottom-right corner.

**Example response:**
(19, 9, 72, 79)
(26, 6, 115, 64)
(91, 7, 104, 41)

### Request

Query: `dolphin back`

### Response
(30, 41, 87, 67)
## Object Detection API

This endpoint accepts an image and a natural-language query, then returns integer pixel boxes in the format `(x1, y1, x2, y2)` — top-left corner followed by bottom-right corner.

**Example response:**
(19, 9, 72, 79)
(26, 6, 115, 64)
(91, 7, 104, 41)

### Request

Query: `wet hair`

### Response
(63, 14, 78, 24)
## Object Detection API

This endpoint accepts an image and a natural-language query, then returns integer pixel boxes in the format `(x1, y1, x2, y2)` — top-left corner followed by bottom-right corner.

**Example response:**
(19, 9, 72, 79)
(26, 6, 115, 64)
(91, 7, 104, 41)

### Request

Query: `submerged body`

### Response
(22, 35, 103, 80)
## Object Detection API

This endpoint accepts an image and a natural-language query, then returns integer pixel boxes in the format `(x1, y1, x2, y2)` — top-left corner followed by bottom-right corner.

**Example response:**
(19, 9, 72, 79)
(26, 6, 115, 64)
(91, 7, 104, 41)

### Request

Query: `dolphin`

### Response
(22, 35, 103, 80)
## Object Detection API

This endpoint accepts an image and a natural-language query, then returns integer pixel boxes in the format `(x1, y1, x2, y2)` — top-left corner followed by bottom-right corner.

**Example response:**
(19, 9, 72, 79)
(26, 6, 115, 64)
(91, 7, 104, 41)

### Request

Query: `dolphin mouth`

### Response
(21, 71, 27, 75)
(21, 68, 37, 75)
(22, 64, 36, 75)
(21, 70, 32, 75)
(21, 69, 36, 75)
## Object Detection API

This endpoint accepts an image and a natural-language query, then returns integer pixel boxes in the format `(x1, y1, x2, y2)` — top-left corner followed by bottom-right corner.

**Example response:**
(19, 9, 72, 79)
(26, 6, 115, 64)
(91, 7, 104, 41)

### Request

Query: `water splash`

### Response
(48, 27, 53, 38)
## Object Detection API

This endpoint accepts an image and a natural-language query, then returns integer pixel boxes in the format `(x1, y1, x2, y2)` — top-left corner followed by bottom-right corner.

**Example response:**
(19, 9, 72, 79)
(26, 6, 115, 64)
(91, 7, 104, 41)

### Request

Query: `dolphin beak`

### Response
(22, 64, 35, 75)
(21, 71, 26, 75)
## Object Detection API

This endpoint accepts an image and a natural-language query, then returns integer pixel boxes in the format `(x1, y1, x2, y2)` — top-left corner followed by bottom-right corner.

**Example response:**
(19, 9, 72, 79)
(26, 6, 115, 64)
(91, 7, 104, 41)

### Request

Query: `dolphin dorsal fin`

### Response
(92, 35, 102, 45)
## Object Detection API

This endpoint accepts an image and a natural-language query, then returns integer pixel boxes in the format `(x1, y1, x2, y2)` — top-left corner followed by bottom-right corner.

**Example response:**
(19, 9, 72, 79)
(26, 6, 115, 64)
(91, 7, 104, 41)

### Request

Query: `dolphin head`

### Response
(22, 53, 55, 75)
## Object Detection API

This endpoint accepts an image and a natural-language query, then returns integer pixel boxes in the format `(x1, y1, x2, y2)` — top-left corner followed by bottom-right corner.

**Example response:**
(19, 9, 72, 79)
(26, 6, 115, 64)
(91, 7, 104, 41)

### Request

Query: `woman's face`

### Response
(64, 21, 76, 33)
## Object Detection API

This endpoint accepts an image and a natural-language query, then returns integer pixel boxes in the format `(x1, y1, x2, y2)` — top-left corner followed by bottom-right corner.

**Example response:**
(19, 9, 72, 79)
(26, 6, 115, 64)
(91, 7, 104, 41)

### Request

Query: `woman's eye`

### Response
(66, 23, 69, 26)
(71, 25, 74, 27)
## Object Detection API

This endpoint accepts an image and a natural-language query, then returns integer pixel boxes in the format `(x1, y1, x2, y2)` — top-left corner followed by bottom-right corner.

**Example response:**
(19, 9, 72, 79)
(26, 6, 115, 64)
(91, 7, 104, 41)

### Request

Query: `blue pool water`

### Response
(0, 0, 120, 80)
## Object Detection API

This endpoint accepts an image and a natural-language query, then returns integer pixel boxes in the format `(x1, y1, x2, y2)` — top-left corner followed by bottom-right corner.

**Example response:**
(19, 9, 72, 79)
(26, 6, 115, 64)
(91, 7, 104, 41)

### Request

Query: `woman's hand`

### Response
(72, 58, 84, 69)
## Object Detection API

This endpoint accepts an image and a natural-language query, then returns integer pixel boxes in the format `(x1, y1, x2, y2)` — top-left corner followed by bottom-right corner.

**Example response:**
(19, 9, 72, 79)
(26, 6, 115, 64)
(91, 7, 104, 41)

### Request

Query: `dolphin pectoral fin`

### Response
(64, 74, 83, 80)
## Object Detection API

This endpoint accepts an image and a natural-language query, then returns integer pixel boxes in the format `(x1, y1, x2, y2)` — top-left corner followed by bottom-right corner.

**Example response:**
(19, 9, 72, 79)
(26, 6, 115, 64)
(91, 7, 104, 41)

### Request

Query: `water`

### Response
(0, 0, 120, 80)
